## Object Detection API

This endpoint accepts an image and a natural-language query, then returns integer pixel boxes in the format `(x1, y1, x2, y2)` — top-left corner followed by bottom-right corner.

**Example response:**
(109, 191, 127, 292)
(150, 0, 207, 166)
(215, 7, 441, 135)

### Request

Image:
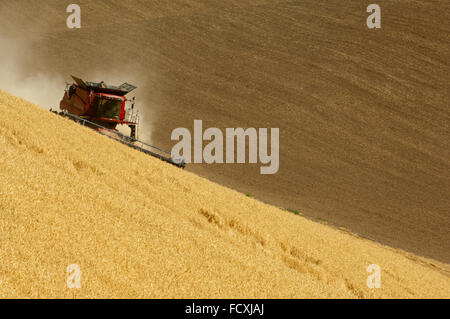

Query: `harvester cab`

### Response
(60, 75, 140, 140)
(53, 76, 185, 169)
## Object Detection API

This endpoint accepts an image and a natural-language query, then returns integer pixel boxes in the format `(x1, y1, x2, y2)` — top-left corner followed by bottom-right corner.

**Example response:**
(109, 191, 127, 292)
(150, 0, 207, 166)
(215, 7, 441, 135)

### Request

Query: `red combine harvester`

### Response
(52, 76, 185, 168)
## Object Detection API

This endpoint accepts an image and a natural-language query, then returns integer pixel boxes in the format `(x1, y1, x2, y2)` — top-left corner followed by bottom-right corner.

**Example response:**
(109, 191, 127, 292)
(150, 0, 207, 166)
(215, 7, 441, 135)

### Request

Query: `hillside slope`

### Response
(0, 90, 449, 298)
(0, 0, 448, 263)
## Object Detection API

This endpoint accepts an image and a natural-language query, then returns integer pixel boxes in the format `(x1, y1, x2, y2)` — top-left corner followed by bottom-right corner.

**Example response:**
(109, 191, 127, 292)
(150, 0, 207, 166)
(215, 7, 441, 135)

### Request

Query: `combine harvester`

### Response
(51, 76, 185, 168)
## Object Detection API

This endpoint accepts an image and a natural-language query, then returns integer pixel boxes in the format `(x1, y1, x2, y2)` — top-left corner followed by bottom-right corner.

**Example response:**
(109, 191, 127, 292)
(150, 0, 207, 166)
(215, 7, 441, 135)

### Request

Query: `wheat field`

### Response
(0, 90, 448, 298)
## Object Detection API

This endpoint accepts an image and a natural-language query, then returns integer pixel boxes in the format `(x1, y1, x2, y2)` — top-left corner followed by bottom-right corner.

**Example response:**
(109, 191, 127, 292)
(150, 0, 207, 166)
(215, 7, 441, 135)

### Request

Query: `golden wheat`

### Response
(0, 90, 448, 298)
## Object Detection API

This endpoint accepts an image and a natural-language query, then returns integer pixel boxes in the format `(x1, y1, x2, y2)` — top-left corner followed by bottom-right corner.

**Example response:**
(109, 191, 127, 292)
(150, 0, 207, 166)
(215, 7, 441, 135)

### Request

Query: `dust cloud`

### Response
(0, 36, 64, 110)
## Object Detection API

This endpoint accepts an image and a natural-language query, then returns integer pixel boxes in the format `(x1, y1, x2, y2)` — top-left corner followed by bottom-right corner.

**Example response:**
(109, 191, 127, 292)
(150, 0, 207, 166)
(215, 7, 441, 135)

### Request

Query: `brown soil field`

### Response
(0, 90, 449, 298)
(0, 0, 449, 294)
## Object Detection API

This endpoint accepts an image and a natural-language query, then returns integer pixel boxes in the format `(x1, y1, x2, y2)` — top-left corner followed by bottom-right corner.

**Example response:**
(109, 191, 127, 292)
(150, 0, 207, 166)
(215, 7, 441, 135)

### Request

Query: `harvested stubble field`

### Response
(0, 90, 449, 298)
